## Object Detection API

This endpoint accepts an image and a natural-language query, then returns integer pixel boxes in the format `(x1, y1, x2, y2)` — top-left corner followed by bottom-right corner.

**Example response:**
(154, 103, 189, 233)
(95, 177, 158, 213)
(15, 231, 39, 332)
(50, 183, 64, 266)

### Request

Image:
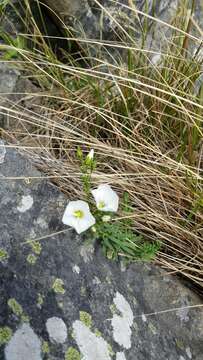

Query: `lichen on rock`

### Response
(65, 347, 81, 360)
(0, 327, 13, 345)
(0, 248, 9, 262)
(46, 317, 67, 344)
(42, 341, 50, 354)
(4, 323, 42, 360)
(27, 254, 37, 265)
(72, 320, 112, 360)
(79, 311, 92, 328)
(7, 298, 23, 317)
(30, 241, 42, 255)
(52, 278, 66, 294)
(111, 292, 134, 349)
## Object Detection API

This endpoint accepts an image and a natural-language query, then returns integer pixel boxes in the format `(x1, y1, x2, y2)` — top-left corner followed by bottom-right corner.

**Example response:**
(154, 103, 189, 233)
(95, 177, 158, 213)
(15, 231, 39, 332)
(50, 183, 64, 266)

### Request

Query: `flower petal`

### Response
(62, 200, 96, 234)
(91, 184, 119, 212)
(75, 213, 96, 234)
(87, 149, 94, 160)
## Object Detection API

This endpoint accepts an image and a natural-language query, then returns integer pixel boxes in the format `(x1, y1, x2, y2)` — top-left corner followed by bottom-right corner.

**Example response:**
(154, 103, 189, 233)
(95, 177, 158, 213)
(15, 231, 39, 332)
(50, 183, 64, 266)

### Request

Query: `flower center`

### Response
(73, 210, 84, 219)
(98, 201, 105, 209)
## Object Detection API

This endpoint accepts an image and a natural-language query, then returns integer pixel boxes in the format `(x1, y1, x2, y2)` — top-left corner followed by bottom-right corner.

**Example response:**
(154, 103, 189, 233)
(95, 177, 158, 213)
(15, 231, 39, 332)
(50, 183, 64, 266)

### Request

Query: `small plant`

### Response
(62, 149, 160, 261)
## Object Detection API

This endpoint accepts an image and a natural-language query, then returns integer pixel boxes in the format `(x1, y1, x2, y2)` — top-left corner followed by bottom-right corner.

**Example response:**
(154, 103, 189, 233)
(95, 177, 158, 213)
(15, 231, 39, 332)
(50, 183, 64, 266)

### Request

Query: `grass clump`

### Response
(0, 1, 202, 289)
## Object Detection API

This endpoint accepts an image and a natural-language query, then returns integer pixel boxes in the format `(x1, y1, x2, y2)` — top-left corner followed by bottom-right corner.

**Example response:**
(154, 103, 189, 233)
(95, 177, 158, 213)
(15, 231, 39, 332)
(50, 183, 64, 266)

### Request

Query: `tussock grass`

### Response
(0, 1, 203, 289)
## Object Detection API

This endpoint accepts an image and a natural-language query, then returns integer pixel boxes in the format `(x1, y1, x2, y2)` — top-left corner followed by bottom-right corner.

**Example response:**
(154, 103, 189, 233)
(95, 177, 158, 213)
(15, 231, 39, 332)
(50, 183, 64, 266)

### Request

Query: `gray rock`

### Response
(0, 146, 203, 360)
(0, 62, 42, 131)
(42, 0, 202, 54)
(0, 140, 6, 164)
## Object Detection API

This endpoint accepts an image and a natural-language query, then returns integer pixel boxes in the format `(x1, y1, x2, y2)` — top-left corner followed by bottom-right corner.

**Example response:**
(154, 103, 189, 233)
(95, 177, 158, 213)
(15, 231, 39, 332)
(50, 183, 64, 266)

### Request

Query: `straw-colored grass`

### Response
(0, 0, 203, 289)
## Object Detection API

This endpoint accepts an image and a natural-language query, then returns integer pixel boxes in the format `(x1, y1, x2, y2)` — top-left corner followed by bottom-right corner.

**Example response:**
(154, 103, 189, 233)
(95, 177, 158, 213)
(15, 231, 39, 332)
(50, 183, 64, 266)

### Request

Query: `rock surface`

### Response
(0, 144, 203, 359)
(0, 62, 42, 132)
(42, 0, 202, 49)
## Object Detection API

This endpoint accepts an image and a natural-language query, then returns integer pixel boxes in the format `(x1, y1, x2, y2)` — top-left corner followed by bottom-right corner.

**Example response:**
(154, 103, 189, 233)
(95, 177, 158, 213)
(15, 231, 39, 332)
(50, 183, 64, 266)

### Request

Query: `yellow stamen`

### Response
(73, 210, 84, 219)
(98, 201, 105, 209)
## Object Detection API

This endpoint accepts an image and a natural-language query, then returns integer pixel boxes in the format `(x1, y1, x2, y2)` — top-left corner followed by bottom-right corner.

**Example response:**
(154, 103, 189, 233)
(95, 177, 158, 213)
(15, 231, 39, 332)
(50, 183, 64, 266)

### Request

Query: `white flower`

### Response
(62, 200, 95, 234)
(87, 149, 94, 160)
(91, 184, 119, 212)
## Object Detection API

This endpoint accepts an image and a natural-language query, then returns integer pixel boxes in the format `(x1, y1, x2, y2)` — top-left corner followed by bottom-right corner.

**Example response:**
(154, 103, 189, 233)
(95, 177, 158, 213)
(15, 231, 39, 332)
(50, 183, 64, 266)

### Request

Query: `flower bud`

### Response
(102, 215, 111, 222)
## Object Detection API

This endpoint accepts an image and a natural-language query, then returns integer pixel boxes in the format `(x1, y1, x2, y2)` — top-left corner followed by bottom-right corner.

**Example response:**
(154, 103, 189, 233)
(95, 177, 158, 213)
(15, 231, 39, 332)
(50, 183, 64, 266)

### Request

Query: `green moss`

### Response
(30, 241, 42, 255)
(42, 341, 50, 354)
(52, 278, 65, 294)
(8, 298, 23, 317)
(175, 338, 184, 350)
(0, 327, 13, 345)
(27, 254, 37, 265)
(148, 322, 157, 335)
(110, 304, 117, 314)
(107, 344, 114, 356)
(0, 248, 8, 262)
(105, 276, 111, 284)
(94, 329, 102, 337)
(80, 286, 86, 296)
(58, 301, 64, 309)
(37, 293, 44, 307)
(21, 314, 30, 323)
(65, 347, 81, 360)
(79, 311, 92, 328)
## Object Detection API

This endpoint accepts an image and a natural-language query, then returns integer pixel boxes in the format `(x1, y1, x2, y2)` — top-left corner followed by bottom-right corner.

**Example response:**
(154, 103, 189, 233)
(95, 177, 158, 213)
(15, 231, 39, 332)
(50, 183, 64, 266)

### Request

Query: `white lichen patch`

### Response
(72, 265, 80, 274)
(73, 320, 111, 360)
(80, 243, 94, 263)
(111, 292, 134, 349)
(0, 140, 6, 164)
(46, 317, 67, 344)
(116, 352, 127, 360)
(176, 307, 189, 322)
(17, 195, 33, 213)
(92, 276, 101, 285)
(35, 217, 48, 229)
(120, 261, 126, 272)
(5, 323, 42, 360)
(141, 314, 147, 323)
(186, 347, 192, 359)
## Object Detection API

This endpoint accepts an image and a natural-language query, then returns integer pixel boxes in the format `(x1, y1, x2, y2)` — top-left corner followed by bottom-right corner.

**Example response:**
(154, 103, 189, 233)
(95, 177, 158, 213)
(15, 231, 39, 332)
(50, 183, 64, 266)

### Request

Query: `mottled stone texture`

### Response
(42, 0, 202, 43)
(0, 145, 203, 359)
(43, 0, 177, 41)
(0, 62, 41, 131)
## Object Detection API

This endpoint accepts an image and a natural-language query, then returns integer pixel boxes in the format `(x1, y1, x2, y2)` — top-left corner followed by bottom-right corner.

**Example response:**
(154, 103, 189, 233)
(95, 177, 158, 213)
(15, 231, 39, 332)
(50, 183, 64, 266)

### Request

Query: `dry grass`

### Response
(0, 0, 203, 289)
